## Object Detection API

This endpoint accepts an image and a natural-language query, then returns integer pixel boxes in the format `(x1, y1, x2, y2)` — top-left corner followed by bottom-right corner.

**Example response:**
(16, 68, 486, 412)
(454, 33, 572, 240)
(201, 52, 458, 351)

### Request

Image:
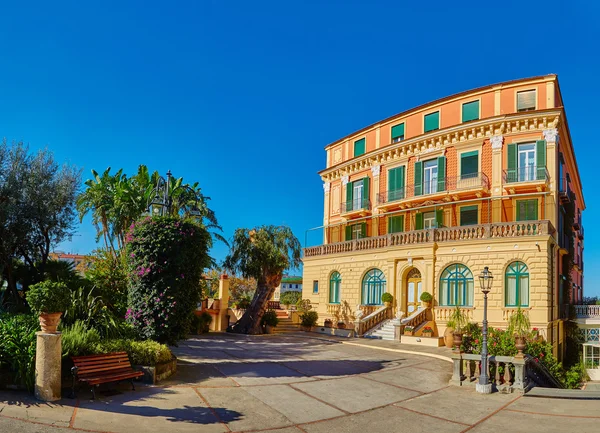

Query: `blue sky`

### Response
(1, 1, 598, 295)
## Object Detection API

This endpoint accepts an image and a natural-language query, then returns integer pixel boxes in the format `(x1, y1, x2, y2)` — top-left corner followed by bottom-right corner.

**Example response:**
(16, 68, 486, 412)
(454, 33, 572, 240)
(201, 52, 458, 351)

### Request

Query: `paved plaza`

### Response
(1, 334, 599, 433)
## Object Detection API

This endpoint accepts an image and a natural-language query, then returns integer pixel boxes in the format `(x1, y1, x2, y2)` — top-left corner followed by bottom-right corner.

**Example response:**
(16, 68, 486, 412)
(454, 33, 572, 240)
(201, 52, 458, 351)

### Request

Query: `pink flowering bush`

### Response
(125, 216, 211, 344)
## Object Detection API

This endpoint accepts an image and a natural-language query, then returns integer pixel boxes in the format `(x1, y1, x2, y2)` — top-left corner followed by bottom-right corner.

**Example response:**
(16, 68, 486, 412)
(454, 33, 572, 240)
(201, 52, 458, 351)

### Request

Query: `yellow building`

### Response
(302, 75, 584, 359)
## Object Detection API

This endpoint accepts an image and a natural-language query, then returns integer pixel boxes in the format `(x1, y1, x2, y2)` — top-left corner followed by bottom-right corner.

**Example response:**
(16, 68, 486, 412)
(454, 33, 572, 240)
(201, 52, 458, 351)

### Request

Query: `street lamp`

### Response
(148, 170, 202, 217)
(476, 266, 493, 394)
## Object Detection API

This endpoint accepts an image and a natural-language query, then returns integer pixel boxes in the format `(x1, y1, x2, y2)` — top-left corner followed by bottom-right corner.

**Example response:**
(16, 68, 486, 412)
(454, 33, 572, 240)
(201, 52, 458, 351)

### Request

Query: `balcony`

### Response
(376, 173, 489, 207)
(575, 305, 600, 319)
(503, 166, 549, 190)
(340, 198, 371, 218)
(558, 178, 575, 204)
(304, 220, 553, 258)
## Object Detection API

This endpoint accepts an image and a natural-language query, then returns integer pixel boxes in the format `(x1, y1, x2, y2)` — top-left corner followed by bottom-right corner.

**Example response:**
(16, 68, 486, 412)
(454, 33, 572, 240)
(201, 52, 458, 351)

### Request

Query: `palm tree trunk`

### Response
(228, 281, 275, 335)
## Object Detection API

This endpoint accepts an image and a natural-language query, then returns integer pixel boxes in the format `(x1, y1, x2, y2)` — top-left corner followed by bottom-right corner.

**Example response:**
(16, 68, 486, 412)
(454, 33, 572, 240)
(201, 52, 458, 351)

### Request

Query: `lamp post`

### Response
(148, 170, 202, 217)
(476, 266, 493, 394)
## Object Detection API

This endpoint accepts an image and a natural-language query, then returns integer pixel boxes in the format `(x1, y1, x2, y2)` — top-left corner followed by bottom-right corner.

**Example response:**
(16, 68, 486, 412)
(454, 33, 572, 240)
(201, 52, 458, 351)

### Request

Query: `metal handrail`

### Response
(503, 166, 549, 183)
(340, 198, 371, 214)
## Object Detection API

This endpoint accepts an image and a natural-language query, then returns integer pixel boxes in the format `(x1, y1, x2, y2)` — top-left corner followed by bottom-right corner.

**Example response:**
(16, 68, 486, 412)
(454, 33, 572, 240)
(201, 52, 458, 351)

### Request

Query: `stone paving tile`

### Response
(395, 386, 517, 425)
(243, 384, 345, 423)
(281, 359, 389, 378)
(301, 405, 465, 433)
(160, 364, 238, 388)
(74, 386, 226, 433)
(506, 396, 600, 417)
(468, 408, 600, 433)
(0, 391, 74, 428)
(215, 362, 314, 386)
(199, 387, 293, 431)
(365, 364, 451, 393)
(292, 376, 420, 413)
(0, 416, 74, 433)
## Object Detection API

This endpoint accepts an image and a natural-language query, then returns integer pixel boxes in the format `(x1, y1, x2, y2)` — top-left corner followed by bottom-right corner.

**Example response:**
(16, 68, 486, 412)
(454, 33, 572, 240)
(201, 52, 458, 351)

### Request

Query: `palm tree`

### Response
(224, 225, 301, 334)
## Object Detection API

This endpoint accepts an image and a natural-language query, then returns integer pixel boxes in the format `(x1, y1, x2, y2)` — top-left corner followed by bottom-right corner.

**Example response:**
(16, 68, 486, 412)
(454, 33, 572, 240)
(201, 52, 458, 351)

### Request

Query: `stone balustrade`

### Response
(304, 220, 553, 258)
(450, 353, 527, 394)
(434, 307, 474, 322)
(575, 305, 600, 318)
(355, 305, 393, 336)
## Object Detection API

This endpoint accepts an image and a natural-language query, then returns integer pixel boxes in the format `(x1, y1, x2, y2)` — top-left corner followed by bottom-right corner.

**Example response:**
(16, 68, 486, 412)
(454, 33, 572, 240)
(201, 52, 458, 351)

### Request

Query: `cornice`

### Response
(319, 109, 562, 182)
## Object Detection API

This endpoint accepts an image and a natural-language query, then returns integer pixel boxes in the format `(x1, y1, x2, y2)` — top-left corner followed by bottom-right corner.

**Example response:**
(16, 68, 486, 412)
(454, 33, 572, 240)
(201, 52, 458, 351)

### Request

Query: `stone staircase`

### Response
(273, 311, 299, 334)
(364, 319, 396, 341)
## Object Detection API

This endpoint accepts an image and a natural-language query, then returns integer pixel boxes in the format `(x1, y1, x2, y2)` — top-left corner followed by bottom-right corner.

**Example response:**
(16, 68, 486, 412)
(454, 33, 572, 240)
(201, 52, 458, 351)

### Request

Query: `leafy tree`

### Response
(84, 249, 129, 315)
(279, 291, 301, 307)
(224, 225, 301, 334)
(0, 140, 80, 306)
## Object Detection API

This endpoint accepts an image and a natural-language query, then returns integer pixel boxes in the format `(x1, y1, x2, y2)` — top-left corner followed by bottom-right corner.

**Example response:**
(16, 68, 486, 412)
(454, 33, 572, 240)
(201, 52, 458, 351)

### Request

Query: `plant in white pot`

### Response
(27, 281, 70, 333)
(508, 307, 531, 357)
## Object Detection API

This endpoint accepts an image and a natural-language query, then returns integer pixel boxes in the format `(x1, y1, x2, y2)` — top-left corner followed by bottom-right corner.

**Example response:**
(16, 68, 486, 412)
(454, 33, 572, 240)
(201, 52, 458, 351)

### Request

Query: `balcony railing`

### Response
(558, 178, 574, 204)
(575, 305, 600, 318)
(304, 220, 553, 258)
(340, 198, 371, 214)
(503, 166, 549, 184)
(377, 172, 489, 205)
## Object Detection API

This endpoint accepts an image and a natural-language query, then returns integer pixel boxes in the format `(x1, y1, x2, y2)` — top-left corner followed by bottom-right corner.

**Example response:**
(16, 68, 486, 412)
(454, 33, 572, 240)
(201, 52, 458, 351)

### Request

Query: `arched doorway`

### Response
(406, 268, 422, 314)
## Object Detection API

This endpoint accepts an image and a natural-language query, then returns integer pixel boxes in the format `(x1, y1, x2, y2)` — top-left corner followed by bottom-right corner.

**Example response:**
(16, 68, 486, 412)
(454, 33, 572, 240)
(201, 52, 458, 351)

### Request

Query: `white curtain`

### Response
(519, 275, 529, 306)
(507, 276, 517, 306)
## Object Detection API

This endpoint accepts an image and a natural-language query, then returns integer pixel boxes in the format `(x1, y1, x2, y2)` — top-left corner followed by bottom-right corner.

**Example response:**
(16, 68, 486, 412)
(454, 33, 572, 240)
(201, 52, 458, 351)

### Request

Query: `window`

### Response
(354, 138, 366, 157)
(460, 151, 478, 179)
(345, 222, 366, 240)
(507, 141, 546, 182)
(362, 269, 386, 306)
(462, 101, 479, 122)
(439, 264, 474, 306)
(584, 344, 600, 370)
(387, 166, 405, 201)
(516, 199, 538, 221)
(295, 284, 299, 289)
(415, 157, 445, 196)
(460, 205, 478, 226)
(391, 123, 405, 143)
(517, 90, 536, 112)
(518, 143, 536, 181)
(388, 215, 404, 233)
(329, 272, 341, 304)
(424, 111, 440, 132)
(423, 211, 436, 229)
(415, 210, 443, 229)
(506, 261, 529, 307)
(345, 177, 370, 212)
(313, 280, 319, 294)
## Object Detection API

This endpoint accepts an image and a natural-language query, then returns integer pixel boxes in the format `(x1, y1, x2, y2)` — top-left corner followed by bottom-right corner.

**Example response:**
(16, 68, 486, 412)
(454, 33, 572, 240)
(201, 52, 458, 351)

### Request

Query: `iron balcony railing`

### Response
(377, 172, 490, 205)
(503, 166, 549, 184)
(340, 198, 371, 214)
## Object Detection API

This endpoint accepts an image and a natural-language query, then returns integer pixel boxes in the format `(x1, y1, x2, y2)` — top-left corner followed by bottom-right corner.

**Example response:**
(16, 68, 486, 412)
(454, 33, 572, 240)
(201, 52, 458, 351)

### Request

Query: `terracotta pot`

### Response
(421, 301, 432, 309)
(443, 327, 454, 348)
(324, 320, 333, 328)
(337, 322, 346, 329)
(39, 312, 62, 333)
(201, 299, 208, 309)
(423, 332, 433, 338)
(452, 332, 463, 350)
(515, 336, 526, 357)
(264, 325, 273, 334)
(301, 325, 311, 332)
(384, 302, 391, 308)
(404, 330, 413, 336)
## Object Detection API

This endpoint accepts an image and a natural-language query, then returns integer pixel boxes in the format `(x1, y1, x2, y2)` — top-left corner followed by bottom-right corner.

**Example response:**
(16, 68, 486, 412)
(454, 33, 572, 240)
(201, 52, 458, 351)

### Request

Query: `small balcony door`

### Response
(406, 269, 422, 314)
(423, 159, 438, 194)
(423, 211, 436, 229)
(352, 181, 363, 210)
(518, 143, 536, 182)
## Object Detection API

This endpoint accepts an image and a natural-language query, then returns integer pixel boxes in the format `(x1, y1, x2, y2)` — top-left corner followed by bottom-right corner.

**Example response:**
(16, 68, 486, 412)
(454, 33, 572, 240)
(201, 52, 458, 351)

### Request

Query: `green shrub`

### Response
(0, 314, 38, 391)
(61, 321, 101, 357)
(296, 299, 312, 313)
(280, 291, 301, 307)
(125, 216, 211, 344)
(128, 340, 173, 365)
(27, 281, 70, 314)
(190, 312, 212, 334)
(300, 311, 318, 327)
(261, 310, 279, 327)
(381, 292, 393, 304)
(84, 249, 129, 316)
(420, 292, 433, 303)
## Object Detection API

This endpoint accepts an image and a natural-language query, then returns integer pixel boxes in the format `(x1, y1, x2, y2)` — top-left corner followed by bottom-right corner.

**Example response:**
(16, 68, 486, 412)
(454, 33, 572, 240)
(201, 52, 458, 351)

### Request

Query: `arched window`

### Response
(506, 261, 529, 307)
(329, 272, 341, 304)
(439, 264, 474, 306)
(362, 269, 386, 305)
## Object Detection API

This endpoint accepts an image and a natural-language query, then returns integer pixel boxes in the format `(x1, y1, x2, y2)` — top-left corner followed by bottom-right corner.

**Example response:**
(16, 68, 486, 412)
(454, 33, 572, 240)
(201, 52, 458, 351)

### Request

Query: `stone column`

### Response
(35, 332, 62, 401)
(490, 135, 503, 223)
(216, 274, 230, 331)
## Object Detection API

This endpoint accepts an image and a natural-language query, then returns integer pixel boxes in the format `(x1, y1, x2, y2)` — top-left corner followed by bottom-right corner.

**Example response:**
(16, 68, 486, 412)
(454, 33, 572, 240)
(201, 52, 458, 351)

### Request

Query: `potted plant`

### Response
(337, 321, 347, 329)
(422, 326, 434, 337)
(324, 318, 333, 328)
(300, 311, 318, 331)
(27, 281, 70, 333)
(508, 307, 531, 357)
(381, 292, 393, 308)
(420, 292, 433, 308)
(403, 325, 414, 336)
(449, 306, 468, 351)
(261, 310, 279, 334)
(444, 319, 455, 348)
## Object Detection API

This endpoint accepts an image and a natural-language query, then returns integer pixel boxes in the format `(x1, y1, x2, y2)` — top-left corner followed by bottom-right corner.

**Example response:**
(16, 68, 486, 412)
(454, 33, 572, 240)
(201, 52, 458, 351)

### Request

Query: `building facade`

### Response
(272, 276, 303, 301)
(302, 75, 584, 359)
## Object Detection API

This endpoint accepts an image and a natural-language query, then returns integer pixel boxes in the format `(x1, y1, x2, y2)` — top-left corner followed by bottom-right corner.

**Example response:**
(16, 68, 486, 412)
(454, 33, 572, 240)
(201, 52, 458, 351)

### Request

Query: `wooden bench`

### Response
(71, 352, 144, 399)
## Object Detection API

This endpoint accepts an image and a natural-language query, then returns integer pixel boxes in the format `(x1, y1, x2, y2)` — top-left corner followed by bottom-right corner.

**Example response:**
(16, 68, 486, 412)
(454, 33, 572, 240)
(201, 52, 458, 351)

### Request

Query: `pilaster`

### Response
(543, 128, 559, 224)
(323, 182, 331, 243)
(371, 166, 381, 236)
(490, 135, 503, 223)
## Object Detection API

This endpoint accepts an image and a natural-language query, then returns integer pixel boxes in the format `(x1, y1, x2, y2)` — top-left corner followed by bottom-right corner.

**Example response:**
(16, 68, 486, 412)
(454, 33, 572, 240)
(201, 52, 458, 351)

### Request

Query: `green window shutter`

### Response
(507, 143, 517, 182)
(391, 123, 405, 141)
(528, 199, 538, 220)
(435, 209, 444, 228)
(462, 101, 479, 122)
(460, 151, 479, 178)
(460, 205, 478, 226)
(414, 161, 423, 196)
(415, 212, 424, 230)
(536, 140, 546, 180)
(360, 222, 367, 238)
(388, 167, 405, 201)
(516, 200, 523, 221)
(424, 111, 440, 132)
(398, 165, 405, 199)
(437, 156, 446, 191)
(354, 138, 365, 157)
(345, 225, 352, 241)
(362, 177, 370, 209)
(346, 181, 353, 212)
(389, 215, 404, 233)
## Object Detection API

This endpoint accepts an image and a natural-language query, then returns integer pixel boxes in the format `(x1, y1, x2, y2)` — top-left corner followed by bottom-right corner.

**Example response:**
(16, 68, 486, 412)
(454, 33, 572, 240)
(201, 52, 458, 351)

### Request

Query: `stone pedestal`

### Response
(35, 332, 62, 402)
(216, 274, 230, 331)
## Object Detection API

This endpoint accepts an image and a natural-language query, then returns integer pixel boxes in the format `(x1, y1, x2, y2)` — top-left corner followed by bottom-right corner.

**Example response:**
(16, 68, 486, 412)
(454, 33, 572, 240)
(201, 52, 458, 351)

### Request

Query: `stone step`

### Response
(525, 388, 600, 399)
